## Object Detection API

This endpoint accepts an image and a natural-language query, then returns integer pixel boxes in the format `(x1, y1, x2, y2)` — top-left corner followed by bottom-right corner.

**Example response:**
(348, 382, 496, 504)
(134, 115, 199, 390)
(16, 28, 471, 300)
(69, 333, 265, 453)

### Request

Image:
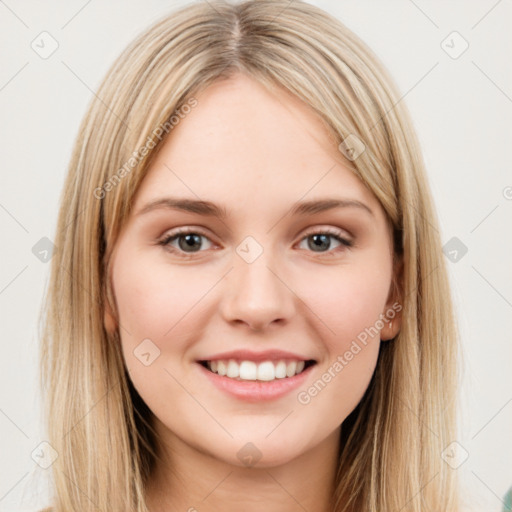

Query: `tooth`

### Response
(275, 360, 287, 379)
(257, 361, 275, 381)
(239, 361, 258, 380)
(217, 360, 227, 376)
(226, 359, 239, 378)
(208, 359, 308, 380)
(286, 361, 297, 377)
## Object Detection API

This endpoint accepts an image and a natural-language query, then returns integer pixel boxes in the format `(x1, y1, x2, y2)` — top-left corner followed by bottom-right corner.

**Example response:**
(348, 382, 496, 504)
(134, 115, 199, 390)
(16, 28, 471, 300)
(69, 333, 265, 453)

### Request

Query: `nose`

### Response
(220, 251, 296, 332)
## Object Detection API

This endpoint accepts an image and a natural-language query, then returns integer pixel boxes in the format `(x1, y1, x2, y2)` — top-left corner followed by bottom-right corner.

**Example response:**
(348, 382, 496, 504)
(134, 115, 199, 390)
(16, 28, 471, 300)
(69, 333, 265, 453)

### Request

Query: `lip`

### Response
(196, 360, 316, 402)
(197, 349, 313, 364)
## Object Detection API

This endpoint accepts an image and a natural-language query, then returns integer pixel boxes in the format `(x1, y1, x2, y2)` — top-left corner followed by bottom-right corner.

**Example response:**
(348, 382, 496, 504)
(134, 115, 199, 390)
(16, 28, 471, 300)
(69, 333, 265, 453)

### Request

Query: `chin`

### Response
(213, 431, 314, 469)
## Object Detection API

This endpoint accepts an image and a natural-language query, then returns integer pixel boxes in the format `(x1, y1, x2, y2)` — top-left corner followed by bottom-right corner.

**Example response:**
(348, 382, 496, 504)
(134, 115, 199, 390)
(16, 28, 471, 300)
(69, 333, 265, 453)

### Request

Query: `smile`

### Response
(200, 359, 316, 381)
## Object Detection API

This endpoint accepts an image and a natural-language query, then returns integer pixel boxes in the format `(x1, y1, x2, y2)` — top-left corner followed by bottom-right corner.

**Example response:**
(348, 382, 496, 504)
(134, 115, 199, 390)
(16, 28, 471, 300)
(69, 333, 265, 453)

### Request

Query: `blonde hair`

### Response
(39, 1, 460, 510)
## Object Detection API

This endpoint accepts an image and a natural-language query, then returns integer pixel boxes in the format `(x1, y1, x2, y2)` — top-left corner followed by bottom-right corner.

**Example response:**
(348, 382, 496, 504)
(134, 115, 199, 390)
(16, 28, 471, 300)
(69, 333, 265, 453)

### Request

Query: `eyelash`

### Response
(157, 227, 353, 259)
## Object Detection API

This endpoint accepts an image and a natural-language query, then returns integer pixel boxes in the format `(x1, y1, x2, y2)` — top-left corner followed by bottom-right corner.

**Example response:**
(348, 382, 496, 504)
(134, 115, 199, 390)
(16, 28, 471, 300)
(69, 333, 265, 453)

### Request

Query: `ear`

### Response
(104, 299, 118, 334)
(380, 255, 403, 341)
(103, 261, 119, 335)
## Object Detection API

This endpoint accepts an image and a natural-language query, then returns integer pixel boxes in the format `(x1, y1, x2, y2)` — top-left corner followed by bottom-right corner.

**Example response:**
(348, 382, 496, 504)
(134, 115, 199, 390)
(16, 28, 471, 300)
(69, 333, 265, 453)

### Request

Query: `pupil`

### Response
(309, 234, 329, 251)
(179, 234, 202, 252)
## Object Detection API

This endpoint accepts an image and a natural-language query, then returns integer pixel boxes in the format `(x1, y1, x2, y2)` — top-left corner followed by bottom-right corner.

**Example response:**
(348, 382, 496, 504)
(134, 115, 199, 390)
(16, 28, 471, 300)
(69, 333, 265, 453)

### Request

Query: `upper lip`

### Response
(197, 349, 316, 363)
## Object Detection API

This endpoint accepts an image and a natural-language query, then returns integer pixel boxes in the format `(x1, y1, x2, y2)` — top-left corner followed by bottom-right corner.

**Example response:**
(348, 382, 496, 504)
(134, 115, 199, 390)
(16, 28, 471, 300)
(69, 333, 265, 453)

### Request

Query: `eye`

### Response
(297, 228, 353, 255)
(158, 226, 353, 258)
(158, 228, 214, 256)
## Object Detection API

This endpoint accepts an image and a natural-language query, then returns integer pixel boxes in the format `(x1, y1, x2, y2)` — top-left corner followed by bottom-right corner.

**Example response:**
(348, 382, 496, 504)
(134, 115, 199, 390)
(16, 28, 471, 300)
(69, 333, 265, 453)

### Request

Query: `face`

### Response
(107, 73, 401, 469)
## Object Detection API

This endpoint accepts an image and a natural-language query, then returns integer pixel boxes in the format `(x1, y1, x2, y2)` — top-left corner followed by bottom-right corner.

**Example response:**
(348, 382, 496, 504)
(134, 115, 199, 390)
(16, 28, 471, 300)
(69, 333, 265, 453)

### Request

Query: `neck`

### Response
(145, 425, 340, 512)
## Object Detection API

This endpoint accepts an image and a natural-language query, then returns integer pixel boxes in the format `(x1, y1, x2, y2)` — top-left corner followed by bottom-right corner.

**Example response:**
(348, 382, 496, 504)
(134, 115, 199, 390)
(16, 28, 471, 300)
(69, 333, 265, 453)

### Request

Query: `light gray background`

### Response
(1, 1, 511, 511)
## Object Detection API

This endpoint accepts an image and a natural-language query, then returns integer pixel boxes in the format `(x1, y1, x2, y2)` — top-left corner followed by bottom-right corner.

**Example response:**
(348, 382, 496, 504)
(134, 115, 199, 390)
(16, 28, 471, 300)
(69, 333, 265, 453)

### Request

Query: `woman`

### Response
(39, 1, 461, 510)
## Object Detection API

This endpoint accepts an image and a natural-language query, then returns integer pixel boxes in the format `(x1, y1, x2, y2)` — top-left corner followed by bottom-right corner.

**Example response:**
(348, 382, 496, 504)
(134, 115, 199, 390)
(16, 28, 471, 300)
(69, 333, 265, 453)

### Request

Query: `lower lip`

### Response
(197, 362, 315, 402)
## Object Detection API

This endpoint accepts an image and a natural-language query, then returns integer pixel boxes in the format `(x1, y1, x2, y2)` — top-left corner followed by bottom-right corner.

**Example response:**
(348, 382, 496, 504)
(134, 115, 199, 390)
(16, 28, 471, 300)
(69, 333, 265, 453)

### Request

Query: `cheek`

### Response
(292, 261, 388, 416)
(298, 260, 391, 351)
(113, 254, 212, 344)
(113, 253, 213, 404)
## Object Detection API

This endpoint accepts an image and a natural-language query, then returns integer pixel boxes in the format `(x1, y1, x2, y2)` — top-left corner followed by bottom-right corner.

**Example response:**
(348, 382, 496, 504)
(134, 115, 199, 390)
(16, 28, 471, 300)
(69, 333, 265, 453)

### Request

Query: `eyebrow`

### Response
(135, 197, 374, 218)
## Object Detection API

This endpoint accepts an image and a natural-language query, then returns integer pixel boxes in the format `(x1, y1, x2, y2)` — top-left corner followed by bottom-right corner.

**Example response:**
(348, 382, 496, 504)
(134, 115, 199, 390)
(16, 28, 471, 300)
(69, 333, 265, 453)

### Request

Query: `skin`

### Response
(106, 72, 402, 512)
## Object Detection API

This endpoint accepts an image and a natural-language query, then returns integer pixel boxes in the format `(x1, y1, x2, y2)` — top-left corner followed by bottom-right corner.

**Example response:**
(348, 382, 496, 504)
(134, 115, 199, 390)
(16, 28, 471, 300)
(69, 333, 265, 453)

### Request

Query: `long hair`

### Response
(39, 1, 460, 510)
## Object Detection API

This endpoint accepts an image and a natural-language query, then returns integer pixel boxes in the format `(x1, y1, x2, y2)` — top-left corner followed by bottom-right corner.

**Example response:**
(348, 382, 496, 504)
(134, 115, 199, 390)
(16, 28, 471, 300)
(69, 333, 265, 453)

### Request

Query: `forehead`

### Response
(134, 73, 382, 219)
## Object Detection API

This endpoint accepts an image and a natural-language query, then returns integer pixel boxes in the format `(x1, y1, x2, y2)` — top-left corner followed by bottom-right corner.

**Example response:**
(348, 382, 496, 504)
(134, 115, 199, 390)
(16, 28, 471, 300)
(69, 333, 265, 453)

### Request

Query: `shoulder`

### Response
(502, 486, 512, 512)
